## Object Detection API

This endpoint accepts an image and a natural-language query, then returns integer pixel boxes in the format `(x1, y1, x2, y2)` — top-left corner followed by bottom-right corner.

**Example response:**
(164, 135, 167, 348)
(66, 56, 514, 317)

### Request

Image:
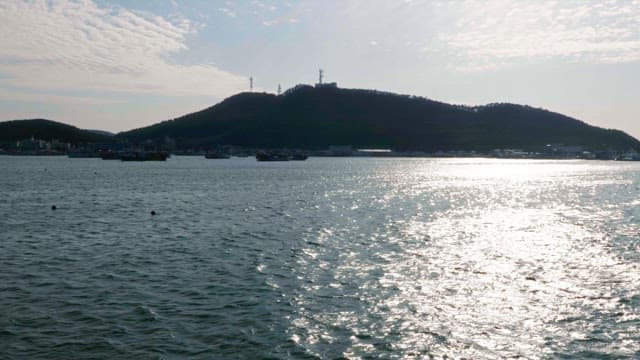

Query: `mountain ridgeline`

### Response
(0, 119, 112, 144)
(119, 85, 639, 152)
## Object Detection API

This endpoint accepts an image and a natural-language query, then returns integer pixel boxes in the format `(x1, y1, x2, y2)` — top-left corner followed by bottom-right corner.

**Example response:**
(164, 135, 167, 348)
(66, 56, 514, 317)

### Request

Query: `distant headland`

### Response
(1, 84, 639, 160)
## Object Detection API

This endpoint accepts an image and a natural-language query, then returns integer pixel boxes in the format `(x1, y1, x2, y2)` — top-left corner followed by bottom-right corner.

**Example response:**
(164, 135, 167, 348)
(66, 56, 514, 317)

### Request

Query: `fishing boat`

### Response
(205, 152, 230, 159)
(256, 151, 289, 161)
(120, 151, 169, 161)
(255, 151, 308, 161)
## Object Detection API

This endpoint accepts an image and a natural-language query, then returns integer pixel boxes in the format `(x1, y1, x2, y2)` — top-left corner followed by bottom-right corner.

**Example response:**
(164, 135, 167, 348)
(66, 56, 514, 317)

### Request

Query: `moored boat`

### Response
(256, 151, 289, 161)
(120, 151, 169, 161)
(255, 151, 308, 161)
(205, 152, 230, 159)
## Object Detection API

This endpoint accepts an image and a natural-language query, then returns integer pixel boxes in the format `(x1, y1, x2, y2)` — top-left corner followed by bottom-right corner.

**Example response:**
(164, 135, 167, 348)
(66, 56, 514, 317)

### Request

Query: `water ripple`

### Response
(1, 157, 639, 358)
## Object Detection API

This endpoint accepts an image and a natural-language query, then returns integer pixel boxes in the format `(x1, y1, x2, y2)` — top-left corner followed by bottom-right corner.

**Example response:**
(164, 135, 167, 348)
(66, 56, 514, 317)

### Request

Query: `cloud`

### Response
(0, 88, 122, 105)
(218, 7, 236, 18)
(0, 0, 247, 97)
(434, 0, 640, 72)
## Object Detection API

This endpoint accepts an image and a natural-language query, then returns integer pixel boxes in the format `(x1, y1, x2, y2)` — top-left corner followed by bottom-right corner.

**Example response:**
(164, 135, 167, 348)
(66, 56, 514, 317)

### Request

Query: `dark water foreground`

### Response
(1, 156, 639, 359)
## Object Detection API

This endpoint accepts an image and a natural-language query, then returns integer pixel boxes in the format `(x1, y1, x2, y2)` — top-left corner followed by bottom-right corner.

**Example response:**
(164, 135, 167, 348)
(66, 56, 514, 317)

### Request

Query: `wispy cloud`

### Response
(0, 0, 247, 97)
(0, 88, 122, 105)
(434, 0, 640, 72)
(218, 7, 237, 18)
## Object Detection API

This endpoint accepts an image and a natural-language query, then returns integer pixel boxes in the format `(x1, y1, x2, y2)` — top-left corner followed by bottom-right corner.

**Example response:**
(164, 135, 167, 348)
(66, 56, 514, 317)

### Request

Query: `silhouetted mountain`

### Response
(0, 119, 113, 144)
(119, 85, 639, 151)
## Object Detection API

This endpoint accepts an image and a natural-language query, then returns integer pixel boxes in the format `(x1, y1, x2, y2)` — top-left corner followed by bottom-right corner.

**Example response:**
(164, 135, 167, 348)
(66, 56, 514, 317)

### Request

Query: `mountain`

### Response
(119, 85, 639, 152)
(0, 119, 113, 144)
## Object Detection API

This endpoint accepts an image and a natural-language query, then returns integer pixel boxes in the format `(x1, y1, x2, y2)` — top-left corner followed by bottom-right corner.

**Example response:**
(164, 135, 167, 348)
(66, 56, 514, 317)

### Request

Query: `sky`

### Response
(0, 0, 639, 137)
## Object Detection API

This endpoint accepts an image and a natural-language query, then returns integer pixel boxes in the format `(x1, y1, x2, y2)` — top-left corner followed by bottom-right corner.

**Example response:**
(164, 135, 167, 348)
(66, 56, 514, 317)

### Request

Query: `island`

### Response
(1, 84, 639, 160)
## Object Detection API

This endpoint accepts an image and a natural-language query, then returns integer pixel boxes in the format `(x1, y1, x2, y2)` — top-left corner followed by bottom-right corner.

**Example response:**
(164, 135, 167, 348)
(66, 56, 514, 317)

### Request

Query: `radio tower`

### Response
(318, 69, 323, 85)
(277, 84, 282, 95)
(249, 77, 253, 92)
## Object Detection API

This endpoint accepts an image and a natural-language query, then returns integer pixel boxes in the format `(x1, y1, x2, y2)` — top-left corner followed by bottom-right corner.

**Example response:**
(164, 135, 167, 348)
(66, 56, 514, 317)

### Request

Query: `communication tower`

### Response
(315, 69, 337, 88)
(250, 77, 253, 92)
(277, 84, 282, 95)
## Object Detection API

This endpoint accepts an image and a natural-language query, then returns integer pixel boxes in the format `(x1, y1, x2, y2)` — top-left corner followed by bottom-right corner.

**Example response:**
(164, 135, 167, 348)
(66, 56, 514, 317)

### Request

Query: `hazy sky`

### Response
(0, 0, 639, 137)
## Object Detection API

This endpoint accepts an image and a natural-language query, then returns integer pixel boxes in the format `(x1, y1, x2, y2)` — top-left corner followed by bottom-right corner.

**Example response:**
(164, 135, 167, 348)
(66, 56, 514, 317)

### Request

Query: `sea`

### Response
(1, 156, 639, 359)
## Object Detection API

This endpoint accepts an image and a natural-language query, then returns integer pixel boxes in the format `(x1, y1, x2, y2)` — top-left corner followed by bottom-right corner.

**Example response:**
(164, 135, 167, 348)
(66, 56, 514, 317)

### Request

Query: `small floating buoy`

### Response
(150, 210, 156, 216)
(51, 205, 57, 210)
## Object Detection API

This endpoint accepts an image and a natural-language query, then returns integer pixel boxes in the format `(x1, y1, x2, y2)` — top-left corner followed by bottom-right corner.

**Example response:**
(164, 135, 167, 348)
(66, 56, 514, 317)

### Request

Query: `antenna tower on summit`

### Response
(315, 68, 337, 88)
(250, 77, 253, 92)
(277, 84, 282, 95)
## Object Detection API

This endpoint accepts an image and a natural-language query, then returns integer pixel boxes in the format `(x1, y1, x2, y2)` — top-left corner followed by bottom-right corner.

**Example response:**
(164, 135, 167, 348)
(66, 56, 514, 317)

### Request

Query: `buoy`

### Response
(51, 205, 57, 210)
(150, 210, 156, 216)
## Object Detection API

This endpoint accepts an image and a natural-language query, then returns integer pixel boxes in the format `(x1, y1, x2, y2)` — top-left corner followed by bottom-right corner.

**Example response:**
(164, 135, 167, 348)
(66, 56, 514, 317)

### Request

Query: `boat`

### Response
(119, 151, 170, 161)
(256, 151, 290, 161)
(205, 152, 230, 159)
(255, 151, 308, 161)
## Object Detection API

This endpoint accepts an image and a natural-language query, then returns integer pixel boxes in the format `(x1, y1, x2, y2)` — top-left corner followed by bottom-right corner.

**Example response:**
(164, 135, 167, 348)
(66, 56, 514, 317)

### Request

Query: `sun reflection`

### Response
(285, 159, 640, 358)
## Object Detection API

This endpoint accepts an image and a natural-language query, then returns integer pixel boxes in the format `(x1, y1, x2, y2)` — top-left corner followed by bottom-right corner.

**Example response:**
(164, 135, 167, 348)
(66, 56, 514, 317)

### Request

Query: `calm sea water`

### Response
(1, 156, 639, 359)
